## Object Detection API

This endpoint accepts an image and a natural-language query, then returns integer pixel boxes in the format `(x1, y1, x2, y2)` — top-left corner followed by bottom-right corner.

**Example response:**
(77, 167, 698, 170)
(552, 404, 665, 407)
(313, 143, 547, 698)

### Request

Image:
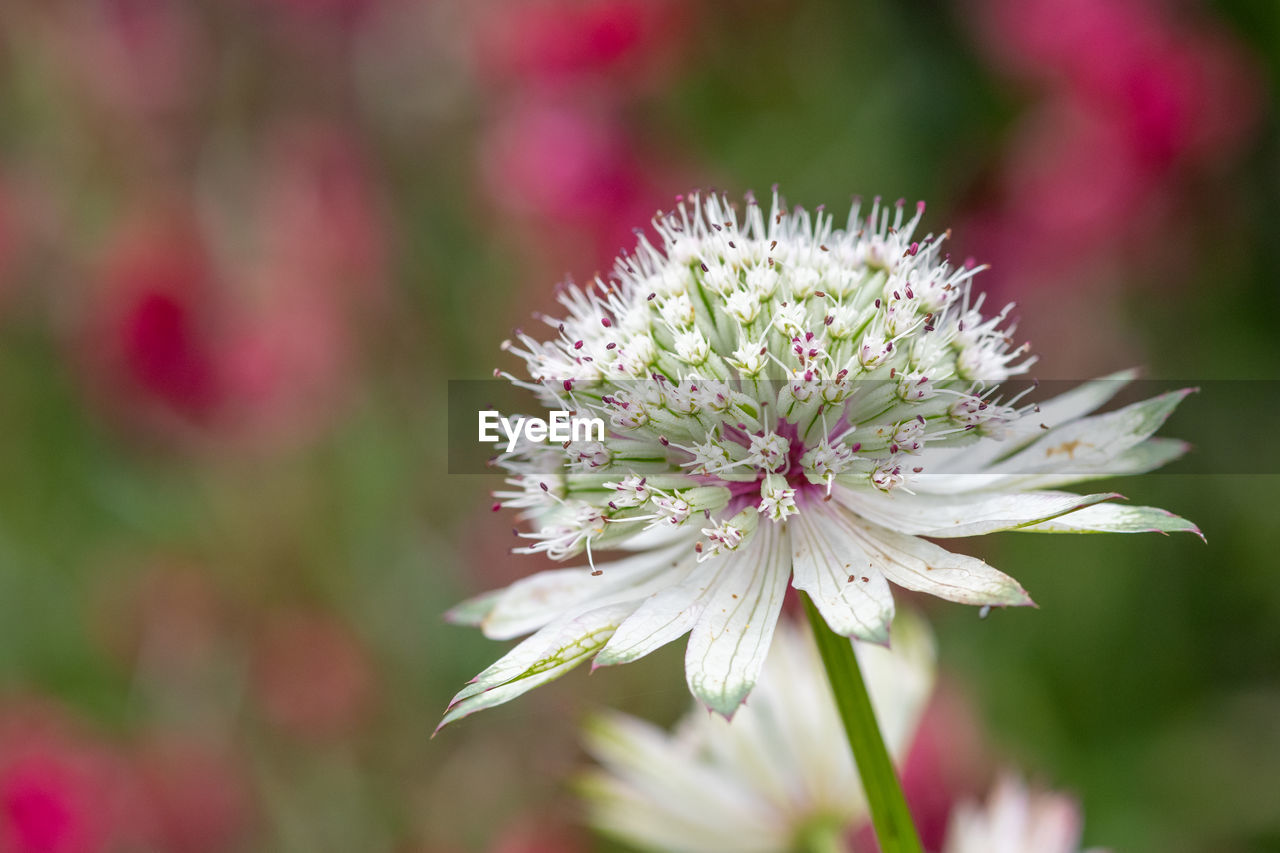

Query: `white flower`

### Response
(944, 776, 1109, 853)
(578, 614, 935, 853)
(441, 191, 1198, 727)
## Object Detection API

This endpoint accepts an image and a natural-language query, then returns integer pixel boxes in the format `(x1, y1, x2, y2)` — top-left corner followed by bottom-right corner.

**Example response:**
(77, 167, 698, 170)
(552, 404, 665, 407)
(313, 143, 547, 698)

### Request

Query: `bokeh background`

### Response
(0, 0, 1277, 851)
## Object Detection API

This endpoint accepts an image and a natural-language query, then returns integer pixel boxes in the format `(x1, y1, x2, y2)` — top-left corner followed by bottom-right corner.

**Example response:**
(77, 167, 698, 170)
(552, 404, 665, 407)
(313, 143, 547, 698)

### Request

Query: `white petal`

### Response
(853, 519, 1033, 607)
(1018, 503, 1203, 538)
(968, 389, 1190, 483)
(594, 552, 732, 667)
(481, 541, 692, 640)
(685, 522, 791, 716)
(581, 713, 785, 853)
(443, 589, 503, 627)
(927, 370, 1138, 476)
(916, 437, 1188, 494)
(833, 486, 1120, 538)
(438, 602, 634, 731)
(791, 504, 895, 642)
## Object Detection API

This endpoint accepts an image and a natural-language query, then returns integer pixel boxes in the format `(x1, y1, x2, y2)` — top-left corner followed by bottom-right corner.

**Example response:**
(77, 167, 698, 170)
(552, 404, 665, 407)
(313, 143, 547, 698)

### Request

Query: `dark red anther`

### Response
(825, 315, 834, 325)
(647, 292, 656, 301)
(574, 340, 584, 349)
(850, 442, 861, 452)
(564, 379, 574, 391)
(601, 317, 612, 328)
(606, 342, 617, 350)
(659, 436, 670, 446)
(491, 503, 501, 512)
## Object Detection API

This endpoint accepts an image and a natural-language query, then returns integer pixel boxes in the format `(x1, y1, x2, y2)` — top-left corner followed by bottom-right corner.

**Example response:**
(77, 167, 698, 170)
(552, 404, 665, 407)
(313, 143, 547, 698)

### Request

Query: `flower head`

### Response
(579, 614, 935, 853)
(442, 190, 1197, 726)
(944, 775, 1109, 853)
(579, 617, 1107, 853)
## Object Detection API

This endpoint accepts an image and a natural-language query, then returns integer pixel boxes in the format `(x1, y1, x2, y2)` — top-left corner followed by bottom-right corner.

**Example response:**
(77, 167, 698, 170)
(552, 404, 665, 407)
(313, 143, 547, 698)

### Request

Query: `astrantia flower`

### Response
(944, 775, 1108, 853)
(442, 191, 1197, 726)
(579, 615, 935, 853)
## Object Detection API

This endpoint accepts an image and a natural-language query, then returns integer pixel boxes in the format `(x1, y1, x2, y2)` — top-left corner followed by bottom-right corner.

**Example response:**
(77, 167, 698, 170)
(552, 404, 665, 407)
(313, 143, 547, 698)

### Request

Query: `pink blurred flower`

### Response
(961, 0, 1262, 294)
(127, 737, 252, 853)
(254, 122, 389, 300)
(79, 125, 386, 446)
(0, 707, 126, 853)
(480, 96, 688, 278)
(482, 99, 641, 227)
(84, 214, 225, 427)
(976, 0, 1260, 169)
(470, 0, 687, 87)
(252, 610, 376, 741)
(40, 0, 208, 126)
(79, 209, 345, 444)
(897, 687, 991, 853)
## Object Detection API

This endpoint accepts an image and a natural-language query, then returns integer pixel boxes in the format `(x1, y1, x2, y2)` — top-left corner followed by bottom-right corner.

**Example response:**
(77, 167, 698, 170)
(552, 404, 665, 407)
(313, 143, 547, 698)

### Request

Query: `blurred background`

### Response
(0, 0, 1277, 851)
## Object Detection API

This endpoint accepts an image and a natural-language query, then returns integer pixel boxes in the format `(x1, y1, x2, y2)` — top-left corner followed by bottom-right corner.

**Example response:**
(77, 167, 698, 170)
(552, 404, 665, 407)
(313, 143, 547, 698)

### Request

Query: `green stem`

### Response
(802, 594, 924, 853)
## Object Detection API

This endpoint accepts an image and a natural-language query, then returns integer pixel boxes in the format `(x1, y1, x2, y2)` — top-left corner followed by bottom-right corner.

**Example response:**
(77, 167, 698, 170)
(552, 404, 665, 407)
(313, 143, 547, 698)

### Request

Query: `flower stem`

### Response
(802, 594, 924, 853)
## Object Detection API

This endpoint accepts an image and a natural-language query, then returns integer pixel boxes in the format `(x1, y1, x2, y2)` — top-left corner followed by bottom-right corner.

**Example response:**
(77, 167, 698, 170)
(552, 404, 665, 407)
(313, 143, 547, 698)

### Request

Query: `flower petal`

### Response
(438, 602, 635, 732)
(853, 519, 1033, 607)
(1018, 503, 1203, 538)
(685, 522, 791, 716)
(832, 486, 1120, 538)
(971, 389, 1192, 481)
(580, 712, 786, 853)
(594, 552, 731, 668)
(443, 589, 504, 627)
(481, 541, 692, 640)
(927, 370, 1138, 476)
(916, 437, 1189, 494)
(791, 504, 895, 643)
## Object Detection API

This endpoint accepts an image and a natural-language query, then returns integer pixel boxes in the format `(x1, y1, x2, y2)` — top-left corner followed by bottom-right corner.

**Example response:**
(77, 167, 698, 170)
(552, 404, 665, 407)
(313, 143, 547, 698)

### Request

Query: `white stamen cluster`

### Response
(496, 191, 1034, 562)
